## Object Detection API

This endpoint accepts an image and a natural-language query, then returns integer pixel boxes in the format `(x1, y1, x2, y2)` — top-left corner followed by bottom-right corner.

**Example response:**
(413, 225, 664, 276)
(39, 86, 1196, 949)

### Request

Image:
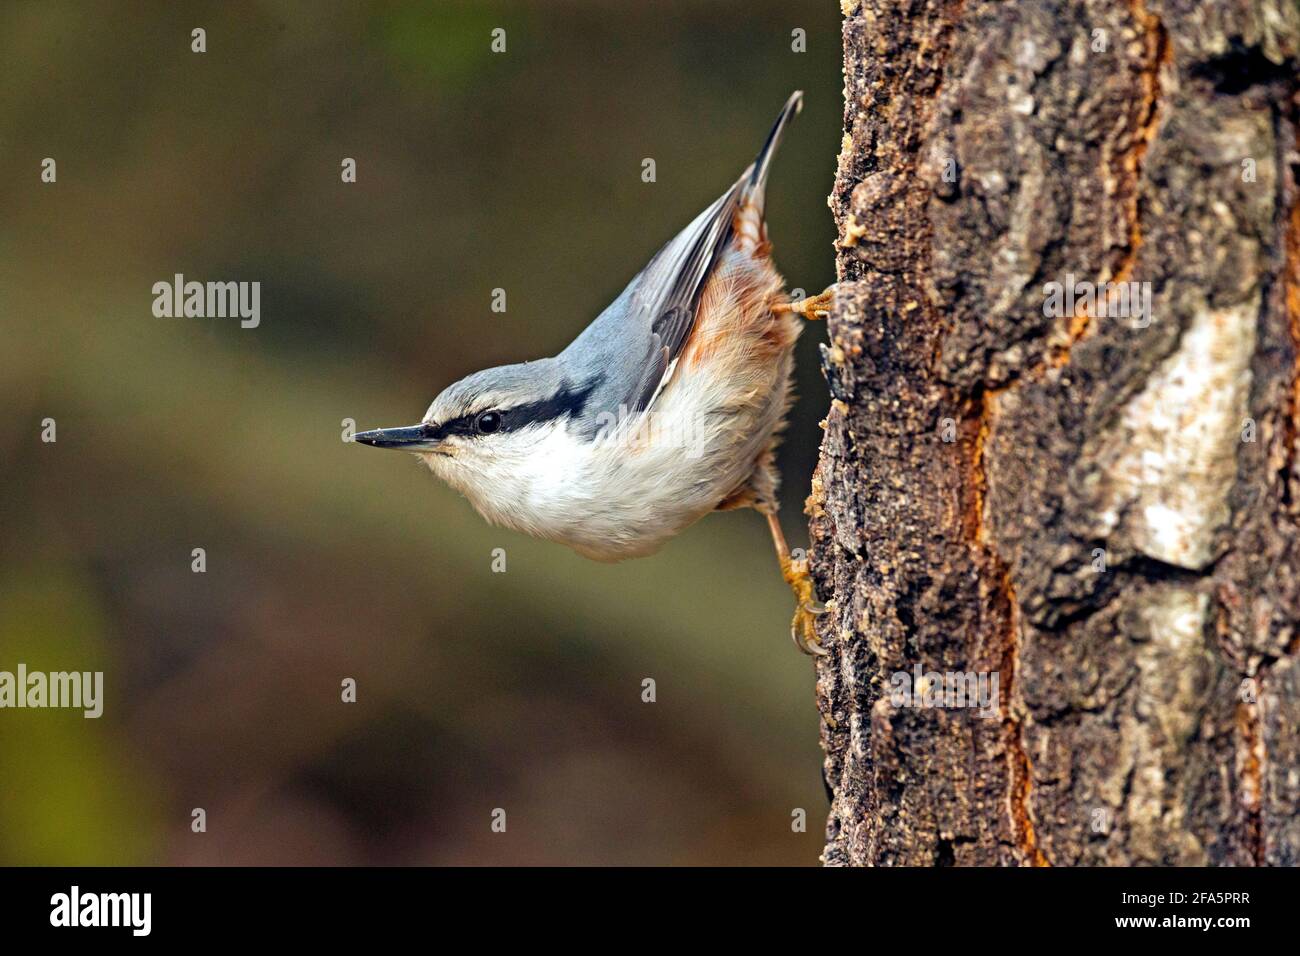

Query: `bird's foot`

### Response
(764, 511, 831, 656)
(785, 555, 830, 656)
(776, 284, 837, 320)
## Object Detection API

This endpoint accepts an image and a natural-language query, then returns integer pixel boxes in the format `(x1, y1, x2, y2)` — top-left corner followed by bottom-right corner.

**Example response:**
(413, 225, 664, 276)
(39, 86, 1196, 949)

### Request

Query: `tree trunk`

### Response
(811, 0, 1300, 866)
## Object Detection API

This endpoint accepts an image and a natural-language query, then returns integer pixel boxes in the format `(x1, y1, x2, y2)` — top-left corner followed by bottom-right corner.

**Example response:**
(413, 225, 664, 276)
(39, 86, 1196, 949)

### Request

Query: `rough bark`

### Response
(811, 0, 1300, 866)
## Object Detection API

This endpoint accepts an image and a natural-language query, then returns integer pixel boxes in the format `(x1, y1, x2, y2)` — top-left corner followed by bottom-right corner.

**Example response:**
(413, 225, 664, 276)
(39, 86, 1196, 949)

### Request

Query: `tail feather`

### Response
(747, 90, 803, 200)
(734, 91, 802, 250)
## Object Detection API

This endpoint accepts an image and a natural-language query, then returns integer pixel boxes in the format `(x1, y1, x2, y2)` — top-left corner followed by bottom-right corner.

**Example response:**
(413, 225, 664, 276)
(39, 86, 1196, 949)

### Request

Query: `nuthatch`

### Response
(356, 91, 834, 654)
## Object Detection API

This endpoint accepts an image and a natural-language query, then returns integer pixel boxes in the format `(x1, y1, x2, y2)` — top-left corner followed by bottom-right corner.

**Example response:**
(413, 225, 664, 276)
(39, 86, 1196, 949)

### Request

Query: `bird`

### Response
(355, 91, 835, 654)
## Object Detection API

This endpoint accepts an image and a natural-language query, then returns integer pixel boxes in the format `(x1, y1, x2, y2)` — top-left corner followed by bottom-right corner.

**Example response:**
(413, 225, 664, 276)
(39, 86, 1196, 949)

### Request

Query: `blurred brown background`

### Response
(0, 0, 840, 865)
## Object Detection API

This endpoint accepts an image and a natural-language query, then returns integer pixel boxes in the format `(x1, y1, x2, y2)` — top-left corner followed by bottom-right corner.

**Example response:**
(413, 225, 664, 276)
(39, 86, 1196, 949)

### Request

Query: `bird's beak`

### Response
(353, 423, 441, 450)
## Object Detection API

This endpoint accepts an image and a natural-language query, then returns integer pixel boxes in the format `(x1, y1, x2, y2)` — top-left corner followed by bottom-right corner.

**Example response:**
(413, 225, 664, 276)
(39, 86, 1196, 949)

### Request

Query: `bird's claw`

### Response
(766, 512, 832, 657)
(791, 603, 830, 656)
(790, 286, 836, 320)
(786, 559, 830, 656)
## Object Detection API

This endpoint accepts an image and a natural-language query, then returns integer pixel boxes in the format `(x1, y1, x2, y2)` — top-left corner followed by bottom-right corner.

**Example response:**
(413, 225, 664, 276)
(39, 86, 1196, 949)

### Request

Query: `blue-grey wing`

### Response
(563, 92, 802, 419)
(620, 180, 744, 412)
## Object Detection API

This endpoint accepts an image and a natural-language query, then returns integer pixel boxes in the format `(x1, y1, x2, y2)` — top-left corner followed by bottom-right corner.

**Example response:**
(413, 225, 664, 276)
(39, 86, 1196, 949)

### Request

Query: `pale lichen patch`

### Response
(1123, 587, 1212, 864)
(1091, 299, 1257, 569)
(840, 216, 868, 247)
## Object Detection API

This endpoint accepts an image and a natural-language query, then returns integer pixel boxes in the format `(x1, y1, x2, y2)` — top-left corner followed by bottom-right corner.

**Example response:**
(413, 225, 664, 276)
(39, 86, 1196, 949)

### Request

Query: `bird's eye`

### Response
(474, 410, 503, 434)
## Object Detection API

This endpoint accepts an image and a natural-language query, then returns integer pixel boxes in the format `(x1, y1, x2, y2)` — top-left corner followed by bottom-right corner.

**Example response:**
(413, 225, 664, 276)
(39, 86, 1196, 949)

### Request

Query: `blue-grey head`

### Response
(354, 357, 607, 524)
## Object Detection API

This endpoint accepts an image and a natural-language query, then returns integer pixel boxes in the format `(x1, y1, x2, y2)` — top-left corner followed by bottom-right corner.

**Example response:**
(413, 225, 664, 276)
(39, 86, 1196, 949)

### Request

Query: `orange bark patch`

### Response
(969, 387, 1050, 866)
(1286, 123, 1300, 497)
(1046, 1, 1169, 370)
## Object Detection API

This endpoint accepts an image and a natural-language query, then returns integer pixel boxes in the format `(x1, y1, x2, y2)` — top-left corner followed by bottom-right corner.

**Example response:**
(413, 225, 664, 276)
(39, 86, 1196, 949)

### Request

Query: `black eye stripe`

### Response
(430, 377, 603, 439)
(426, 416, 475, 441)
(499, 379, 600, 431)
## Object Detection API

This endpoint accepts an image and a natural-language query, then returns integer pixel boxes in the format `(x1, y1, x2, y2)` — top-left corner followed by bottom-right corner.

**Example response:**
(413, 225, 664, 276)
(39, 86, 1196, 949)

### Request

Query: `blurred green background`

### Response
(0, 0, 840, 865)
